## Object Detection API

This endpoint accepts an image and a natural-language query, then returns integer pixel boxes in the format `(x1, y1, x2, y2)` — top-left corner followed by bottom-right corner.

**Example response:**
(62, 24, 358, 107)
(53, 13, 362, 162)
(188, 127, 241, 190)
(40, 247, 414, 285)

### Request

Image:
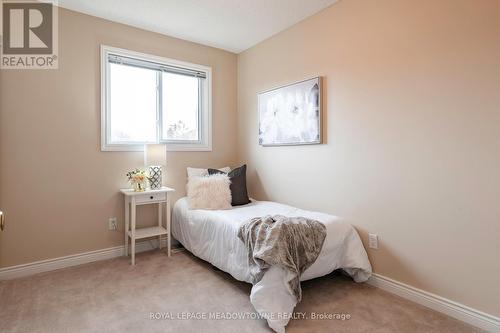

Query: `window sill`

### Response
(101, 142, 212, 152)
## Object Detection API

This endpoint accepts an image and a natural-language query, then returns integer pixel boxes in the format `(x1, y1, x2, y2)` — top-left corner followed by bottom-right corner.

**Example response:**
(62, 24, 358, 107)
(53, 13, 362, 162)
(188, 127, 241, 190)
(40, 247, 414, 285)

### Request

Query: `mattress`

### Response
(172, 197, 372, 332)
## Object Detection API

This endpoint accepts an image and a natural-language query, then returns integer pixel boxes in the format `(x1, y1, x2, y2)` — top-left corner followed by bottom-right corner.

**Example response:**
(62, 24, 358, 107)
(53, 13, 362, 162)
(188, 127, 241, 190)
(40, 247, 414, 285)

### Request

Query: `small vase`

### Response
(132, 181, 146, 192)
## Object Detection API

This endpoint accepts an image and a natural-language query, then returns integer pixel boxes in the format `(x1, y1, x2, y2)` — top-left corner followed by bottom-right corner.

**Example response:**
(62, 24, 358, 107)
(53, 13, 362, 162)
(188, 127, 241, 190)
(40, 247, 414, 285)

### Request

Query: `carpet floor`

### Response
(0, 249, 481, 333)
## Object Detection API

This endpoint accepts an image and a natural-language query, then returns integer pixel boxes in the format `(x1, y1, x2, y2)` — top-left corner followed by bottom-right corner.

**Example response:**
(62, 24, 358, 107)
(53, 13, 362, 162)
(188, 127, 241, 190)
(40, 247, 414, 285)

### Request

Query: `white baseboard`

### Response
(0, 238, 174, 280)
(367, 273, 500, 333)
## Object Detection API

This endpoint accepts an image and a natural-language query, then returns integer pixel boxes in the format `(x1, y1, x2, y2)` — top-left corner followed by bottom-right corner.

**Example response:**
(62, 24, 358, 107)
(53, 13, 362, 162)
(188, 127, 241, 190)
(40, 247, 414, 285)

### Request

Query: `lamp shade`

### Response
(144, 144, 167, 167)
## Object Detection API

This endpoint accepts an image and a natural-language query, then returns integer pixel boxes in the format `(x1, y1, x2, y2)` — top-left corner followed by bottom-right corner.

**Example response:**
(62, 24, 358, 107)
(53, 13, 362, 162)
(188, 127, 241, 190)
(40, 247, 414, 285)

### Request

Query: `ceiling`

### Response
(58, 0, 338, 53)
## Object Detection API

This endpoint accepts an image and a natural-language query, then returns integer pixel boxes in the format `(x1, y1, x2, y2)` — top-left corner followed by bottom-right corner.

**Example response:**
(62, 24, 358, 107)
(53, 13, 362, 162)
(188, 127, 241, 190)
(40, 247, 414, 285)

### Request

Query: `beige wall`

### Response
(237, 0, 500, 316)
(0, 9, 238, 267)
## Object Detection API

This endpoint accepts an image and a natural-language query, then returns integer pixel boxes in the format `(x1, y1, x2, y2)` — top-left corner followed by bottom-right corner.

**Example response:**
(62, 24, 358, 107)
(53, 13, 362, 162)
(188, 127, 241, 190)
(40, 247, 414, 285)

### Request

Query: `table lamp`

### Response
(144, 144, 167, 189)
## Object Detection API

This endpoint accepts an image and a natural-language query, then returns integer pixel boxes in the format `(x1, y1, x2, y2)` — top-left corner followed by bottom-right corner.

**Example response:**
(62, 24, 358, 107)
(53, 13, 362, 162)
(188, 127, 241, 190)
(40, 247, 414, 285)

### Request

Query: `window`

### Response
(101, 45, 212, 151)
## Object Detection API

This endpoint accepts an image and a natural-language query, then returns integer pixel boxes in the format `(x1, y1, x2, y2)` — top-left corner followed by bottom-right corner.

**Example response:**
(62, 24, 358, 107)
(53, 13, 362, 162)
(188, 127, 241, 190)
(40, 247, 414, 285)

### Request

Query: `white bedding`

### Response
(172, 197, 372, 332)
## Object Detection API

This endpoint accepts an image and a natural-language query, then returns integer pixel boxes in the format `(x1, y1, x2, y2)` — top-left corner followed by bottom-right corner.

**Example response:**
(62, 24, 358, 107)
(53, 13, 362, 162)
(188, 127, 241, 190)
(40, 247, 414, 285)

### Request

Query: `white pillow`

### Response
(187, 166, 231, 178)
(187, 174, 232, 210)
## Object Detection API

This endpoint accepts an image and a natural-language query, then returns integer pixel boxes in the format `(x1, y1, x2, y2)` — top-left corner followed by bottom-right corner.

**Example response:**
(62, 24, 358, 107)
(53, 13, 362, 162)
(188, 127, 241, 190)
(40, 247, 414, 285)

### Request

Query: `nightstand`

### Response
(120, 187, 175, 265)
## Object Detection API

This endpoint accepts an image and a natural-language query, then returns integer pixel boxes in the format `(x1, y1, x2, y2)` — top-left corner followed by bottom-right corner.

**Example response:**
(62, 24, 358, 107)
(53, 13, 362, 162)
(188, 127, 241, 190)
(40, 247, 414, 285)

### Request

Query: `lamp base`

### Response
(148, 166, 162, 189)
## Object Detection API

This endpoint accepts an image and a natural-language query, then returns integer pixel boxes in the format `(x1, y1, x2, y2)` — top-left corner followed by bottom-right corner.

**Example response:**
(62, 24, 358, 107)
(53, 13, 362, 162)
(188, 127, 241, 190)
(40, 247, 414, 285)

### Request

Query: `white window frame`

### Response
(100, 45, 212, 152)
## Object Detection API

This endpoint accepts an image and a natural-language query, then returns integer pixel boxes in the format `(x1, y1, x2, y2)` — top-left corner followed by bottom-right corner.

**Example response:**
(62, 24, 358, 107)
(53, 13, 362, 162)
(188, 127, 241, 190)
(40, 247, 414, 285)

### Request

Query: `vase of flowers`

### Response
(126, 169, 147, 192)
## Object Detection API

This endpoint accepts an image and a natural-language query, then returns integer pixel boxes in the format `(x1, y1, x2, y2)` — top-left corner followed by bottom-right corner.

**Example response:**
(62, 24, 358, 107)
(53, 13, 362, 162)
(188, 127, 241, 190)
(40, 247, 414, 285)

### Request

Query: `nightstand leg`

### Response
(125, 198, 129, 256)
(131, 239, 135, 265)
(166, 195, 171, 257)
(158, 202, 162, 250)
(131, 197, 136, 265)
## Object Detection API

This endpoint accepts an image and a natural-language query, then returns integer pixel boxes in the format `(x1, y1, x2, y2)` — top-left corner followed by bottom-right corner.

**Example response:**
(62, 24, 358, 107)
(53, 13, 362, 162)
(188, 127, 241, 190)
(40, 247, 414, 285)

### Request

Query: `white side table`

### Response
(120, 187, 175, 265)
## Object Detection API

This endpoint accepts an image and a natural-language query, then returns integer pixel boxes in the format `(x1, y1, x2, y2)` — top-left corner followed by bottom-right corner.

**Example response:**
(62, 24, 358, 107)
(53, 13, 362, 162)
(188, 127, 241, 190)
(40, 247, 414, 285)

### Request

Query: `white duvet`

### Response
(172, 198, 372, 332)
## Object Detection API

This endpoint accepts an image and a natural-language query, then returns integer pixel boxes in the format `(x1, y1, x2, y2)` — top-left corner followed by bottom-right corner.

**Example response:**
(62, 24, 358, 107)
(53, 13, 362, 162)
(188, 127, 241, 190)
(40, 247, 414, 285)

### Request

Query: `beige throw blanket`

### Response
(238, 215, 327, 302)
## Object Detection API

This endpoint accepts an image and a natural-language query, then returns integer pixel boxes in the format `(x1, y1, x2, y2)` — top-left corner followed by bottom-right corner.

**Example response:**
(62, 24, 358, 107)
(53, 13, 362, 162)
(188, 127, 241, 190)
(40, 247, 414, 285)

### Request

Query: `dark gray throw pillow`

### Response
(208, 165, 250, 206)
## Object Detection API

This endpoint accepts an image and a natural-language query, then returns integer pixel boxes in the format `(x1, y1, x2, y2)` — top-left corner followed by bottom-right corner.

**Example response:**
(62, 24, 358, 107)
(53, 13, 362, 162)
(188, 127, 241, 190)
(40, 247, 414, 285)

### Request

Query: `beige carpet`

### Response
(0, 250, 480, 333)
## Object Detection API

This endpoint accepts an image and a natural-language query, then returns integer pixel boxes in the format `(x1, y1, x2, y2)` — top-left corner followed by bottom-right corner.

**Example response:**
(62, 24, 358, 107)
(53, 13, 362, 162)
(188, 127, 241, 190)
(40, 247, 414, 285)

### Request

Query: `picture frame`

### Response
(258, 76, 322, 146)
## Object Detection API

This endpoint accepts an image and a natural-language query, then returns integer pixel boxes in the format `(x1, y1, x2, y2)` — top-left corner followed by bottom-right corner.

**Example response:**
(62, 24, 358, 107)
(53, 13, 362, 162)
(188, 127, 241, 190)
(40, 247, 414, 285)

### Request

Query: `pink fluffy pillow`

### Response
(187, 174, 232, 210)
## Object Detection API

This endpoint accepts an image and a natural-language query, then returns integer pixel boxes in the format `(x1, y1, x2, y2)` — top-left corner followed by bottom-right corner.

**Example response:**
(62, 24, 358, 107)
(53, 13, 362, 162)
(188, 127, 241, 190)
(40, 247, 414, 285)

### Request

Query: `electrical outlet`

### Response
(368, 233, 378, 249)
(108, 217, 117, 231)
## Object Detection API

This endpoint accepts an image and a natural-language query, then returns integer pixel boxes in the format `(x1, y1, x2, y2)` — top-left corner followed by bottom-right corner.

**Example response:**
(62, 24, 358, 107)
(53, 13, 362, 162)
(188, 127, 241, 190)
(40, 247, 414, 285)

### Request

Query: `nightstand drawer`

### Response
(135, 192, 167, 204)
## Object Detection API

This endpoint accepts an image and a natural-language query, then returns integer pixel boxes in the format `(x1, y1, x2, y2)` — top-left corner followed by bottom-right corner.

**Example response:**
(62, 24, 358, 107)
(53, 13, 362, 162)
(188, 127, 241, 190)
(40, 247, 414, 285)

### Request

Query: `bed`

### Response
(172, 197, 372, 332)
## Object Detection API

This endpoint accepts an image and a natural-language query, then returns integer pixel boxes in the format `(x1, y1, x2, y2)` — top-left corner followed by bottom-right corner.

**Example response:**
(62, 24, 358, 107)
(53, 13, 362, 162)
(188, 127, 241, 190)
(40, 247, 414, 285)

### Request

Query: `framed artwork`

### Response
(258, 77, 322, 146)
